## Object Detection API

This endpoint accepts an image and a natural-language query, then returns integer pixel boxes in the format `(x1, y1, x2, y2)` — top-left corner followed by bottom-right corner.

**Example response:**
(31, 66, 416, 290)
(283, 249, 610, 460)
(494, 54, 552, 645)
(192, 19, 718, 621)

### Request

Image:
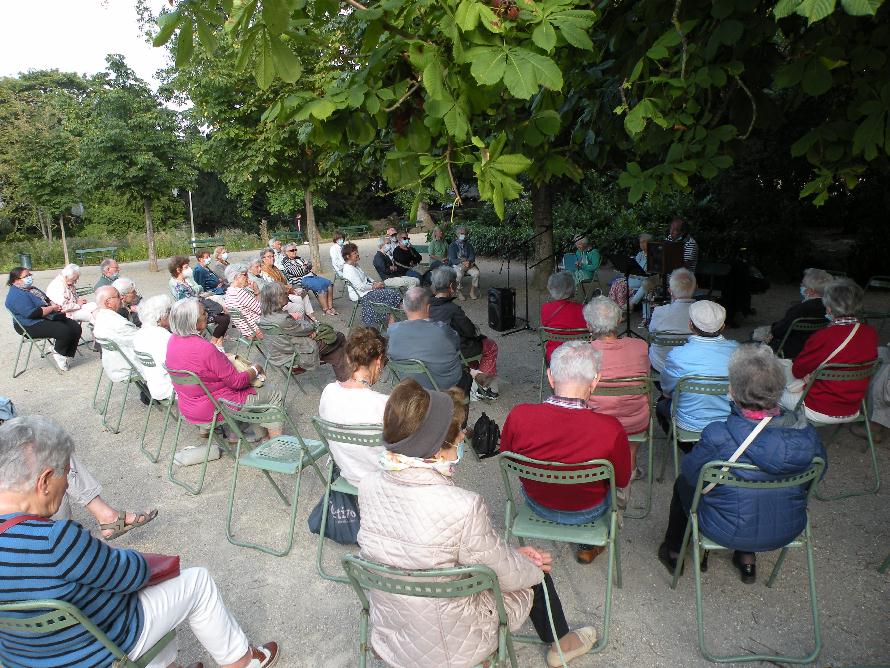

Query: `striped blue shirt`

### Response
(0, 515, 148, 667)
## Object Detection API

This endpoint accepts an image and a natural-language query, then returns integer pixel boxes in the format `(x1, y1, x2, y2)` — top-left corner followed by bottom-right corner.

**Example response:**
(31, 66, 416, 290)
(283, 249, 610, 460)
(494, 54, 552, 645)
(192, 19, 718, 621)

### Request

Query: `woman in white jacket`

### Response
(357, 379, 596, 668)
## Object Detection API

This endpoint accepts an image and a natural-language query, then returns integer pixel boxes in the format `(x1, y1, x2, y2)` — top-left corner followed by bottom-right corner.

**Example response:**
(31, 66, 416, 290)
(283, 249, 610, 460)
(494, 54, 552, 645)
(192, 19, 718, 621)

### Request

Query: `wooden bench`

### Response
(75, 247, 118, 266)
(189, 237, 224, 253)
(277, 232, 304, 244)
(413, 243, 429, 255)
(341, 224, 371, 239)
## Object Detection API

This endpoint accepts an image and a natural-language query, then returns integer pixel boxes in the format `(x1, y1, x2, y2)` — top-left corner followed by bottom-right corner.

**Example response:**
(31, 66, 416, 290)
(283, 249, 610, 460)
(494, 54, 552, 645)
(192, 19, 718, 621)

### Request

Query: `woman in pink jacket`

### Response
(357, 380, 596, 667)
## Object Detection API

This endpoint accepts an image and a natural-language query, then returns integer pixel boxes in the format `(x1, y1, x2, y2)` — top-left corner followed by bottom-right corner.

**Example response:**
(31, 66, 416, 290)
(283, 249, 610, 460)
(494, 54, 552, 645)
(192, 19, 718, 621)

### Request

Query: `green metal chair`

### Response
(498, 452, 620, 653)
(646, 331, 690, 382)
(879, 551, 890, 574)
(667, 375, 730, 480)
(217, 400, 327, 556)
(794, 359, 882, 500)
(387, 358, 442, 390)
(8, 310, 57, 378)
(311, 417, 384, 583)
(92, 338, 143, 435)
(133, 350, 177, 463)
(342, 277, 364, 328)
(538, 327, 591, 401)
(256, 320, 322, 402)
(227, 306, 267, 361)
(367, 301, 405, 334)
(669, 458, 825, 664)
(774, 317, 827, 359)
(590, 375, 656, 519)
(0, 599, 175, 668)
(341, 555, 519, 668)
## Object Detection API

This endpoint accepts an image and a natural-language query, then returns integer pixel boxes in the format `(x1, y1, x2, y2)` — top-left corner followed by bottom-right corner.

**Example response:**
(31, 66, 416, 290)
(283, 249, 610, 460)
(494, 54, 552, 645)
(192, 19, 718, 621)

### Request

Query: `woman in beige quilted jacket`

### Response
(357, 380, 597, 667)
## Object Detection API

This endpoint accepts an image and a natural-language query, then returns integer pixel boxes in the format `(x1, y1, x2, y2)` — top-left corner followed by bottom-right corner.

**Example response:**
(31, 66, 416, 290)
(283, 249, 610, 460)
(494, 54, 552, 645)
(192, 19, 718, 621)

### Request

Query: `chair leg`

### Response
(815, 411, 881, 500)
(878, 552, 890, 574)
(670, 521, 693, 590)
(139, 397, 155, 452)
(316, 460, 349, 583)
(99, 377, 114, 418)
(12, 336, 30, 378)
(103, 378, 131, 434)
(358, 608, 370, 668)
(590, 513, 617, 653)
(624, 429, 654, 520)
(92, 364, 105, 411)
(141, 401, 173, 464)
(168, 416, 220, 495)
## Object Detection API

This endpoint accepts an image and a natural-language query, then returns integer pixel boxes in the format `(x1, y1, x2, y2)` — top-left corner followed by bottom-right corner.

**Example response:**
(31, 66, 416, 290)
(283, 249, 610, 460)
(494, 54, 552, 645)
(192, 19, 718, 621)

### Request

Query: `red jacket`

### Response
(540, 300, 587, 363)
(792, 322, 878, 417)
(501, 402, 631, 511)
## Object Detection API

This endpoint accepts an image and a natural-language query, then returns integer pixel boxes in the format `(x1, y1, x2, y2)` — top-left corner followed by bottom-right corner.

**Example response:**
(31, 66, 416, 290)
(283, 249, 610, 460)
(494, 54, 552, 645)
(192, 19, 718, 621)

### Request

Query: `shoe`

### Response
(546, 626, 597, 667)
(850, 421, 885, 443)
(700, 550, 709, 573)
(246, 642, 279, 668)
(290, 367, 307, 376)
(658, 542, 683, 576)
(52, 353, 69, 371)
(732, 552, 756, 584)
(469, 385, 485, 402)
(472, 372, 492, 388)
(480, 386, 499, 400)
(575, 545, 605, 564)
(469, 289, 479, 300)
(632, 466, 644, 481)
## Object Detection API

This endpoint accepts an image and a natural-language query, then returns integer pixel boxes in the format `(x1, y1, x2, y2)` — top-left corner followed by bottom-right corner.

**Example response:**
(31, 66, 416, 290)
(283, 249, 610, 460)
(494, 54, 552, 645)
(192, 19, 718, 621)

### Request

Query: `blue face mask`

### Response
(22, 275, 33, 287)
(825, 312, 834, 322)
(458, 234, 466, 241)
(400, 239, 410, 247)
(337, 239, 344, 246)
(455, 441, 465, 464)
(800, 286, 809, 301)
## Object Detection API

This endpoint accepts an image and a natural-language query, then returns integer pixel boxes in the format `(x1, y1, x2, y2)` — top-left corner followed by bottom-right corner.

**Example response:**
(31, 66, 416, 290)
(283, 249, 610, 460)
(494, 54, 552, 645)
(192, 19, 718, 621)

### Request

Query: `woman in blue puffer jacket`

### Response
(658, 344, 827, 584)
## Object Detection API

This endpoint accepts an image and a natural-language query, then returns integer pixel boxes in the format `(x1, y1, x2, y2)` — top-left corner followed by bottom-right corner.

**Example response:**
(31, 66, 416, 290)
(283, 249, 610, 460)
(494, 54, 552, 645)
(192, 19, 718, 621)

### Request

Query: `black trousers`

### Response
(17, 318, 81, 357)
(529, 573, 570, 643)
(207, 312, 230, 338)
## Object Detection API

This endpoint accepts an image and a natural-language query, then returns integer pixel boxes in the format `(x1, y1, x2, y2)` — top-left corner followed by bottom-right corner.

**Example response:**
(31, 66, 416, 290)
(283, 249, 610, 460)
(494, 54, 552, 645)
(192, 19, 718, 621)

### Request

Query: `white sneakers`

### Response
(52, 353, 70, 371)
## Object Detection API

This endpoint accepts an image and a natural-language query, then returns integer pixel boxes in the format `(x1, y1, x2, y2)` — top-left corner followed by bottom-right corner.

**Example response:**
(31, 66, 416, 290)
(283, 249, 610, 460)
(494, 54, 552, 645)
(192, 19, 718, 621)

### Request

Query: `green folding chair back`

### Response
(670, 458, 825, 664)
(256, 320, 316, 401)
(775, 318, 827, 359)
(366, 301, 405, 334)
(227, 306, 266, 360)
(795, 359, 882, 500)
(342, 277, 364, 328)
(92, 337, 143, 435)
(311, 417, 384, 582)
(0, 599, 175, 668)
(669, 375, 730, 480)
(132, 349, 176, 463)
(647, 331, 691, 348)
(8, 309, 55, 378)
(341, 556, 518, 668)
(498, 452, 620, 653)
(538, 327, 591, 401)
(387, 358, 441, 391)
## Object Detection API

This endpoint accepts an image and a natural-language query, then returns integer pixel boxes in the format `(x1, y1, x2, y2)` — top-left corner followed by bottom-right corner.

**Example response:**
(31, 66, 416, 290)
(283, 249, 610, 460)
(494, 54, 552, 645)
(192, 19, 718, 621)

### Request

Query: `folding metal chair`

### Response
(538, 327, 591, 401)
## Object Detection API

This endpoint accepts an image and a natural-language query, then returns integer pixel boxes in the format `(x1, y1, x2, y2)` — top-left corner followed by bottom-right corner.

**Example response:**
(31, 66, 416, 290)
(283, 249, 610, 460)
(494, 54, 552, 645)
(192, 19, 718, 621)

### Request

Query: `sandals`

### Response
(324, 308, 339, 316)
(100, 509, 158, 541)
(246, 642, 280, 668)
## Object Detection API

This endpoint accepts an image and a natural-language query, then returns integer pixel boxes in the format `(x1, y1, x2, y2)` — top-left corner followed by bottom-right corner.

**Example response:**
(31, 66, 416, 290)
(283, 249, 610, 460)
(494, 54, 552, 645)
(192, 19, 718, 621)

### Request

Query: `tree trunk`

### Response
(144, 198, 158, 272)
(36, 209, 48, 241)
(58, 214, 69, 265)
(260, 218, 269, 246)
(416, 200, 434, 230)
(531, 182, 555, 288)
(304, 187, 322, 274)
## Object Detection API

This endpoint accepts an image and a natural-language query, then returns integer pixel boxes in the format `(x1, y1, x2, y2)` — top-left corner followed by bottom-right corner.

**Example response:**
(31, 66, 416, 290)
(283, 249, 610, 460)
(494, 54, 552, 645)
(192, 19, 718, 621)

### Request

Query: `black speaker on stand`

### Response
(488, 287, 516, 331)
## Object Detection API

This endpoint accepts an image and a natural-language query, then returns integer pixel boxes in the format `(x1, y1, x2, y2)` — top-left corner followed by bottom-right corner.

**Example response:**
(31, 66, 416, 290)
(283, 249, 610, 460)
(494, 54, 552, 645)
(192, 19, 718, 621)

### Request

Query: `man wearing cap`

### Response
(656, 300, 738, 437)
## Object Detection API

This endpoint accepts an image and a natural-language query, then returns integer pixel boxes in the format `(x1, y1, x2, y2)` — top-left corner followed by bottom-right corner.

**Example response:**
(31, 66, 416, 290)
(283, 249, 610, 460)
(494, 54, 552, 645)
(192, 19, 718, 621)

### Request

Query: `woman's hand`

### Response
(517, 546, 553, 573)
(372, 281, 385, 289)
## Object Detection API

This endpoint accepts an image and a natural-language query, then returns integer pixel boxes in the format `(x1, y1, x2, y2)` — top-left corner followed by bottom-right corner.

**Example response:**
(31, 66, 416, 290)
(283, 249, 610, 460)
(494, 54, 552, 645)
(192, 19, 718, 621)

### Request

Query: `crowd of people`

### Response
(1, 223, 887, 668)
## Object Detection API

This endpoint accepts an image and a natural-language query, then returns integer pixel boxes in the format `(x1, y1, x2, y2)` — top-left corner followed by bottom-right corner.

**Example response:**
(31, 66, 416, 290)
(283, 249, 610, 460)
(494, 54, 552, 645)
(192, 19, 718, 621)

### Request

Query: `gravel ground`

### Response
(1, 236, 888, 668)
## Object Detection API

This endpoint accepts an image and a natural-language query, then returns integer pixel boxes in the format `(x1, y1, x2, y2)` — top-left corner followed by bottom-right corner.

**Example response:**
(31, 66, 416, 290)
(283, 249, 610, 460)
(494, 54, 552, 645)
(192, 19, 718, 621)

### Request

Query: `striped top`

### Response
(0, 515, 148, 667)
(224, 285, 262, 338)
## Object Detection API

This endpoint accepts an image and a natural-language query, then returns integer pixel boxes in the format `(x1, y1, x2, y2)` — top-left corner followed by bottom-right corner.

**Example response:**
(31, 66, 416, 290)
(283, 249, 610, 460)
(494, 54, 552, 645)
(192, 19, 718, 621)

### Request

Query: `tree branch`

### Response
(382, 82, 420, 113)
(342, 0, 425, 42)
(671, 0, 688, 80)
(733, 74, 757, 140)
(446, 140, 463, 207)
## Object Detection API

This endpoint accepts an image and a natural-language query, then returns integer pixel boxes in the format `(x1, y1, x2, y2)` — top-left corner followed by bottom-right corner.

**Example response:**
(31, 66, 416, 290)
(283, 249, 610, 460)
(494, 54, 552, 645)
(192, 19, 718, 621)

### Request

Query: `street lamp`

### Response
(172, 188, 196, 242)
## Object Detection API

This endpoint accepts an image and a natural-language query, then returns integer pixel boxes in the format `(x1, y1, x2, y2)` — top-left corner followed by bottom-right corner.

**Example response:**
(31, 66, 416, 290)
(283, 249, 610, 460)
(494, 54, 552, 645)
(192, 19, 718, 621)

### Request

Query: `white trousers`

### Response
(128, 567, 250, 667)
(383, 276, 419, 289)
(52, 455, 102, 520)
(285, 293, 314, 316)
(454, 264, 480, 288)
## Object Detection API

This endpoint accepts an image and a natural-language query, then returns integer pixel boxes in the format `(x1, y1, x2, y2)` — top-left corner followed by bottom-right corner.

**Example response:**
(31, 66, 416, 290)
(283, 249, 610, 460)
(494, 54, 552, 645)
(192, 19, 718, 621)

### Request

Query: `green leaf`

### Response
(346, 114, 375, 144)
(773, 0, 803, 17)
(531, 109, 561, 135)
(262, 0, 291, 34)
(491, 153, 532, 175)
(294, 98, 337, 121)
(532, 22, 557, 52)
(365, 94, 380, 114)
(492, 182, 505, 219)
(547, 8, 596, 50)
(713, 19, 743, 45)
(422, 58, 447, 100)
(444, 104, 469, 140)
(711, 0, 735, 19)
(773, 60, 804, 89)
(624, 98, 665, 136)
(195, 17, 218, 52)
(455, 0, 480, 31)
(712, 154, 733, 168)
(467, 47, 506, 87)
(153, 12, 180, 48)
(791, 131, 820, 156)
(174, 20, 195, 68)
(235, 29, 258, 72)
(478, 5, 503, 33)
(502, 47, 563, 99)
(840, 0, 882, 14)
(254, 31, 275, 90)
(795, 0, 837, 24)
(802, 59, 832, 96)
(269, 35, 302, 83)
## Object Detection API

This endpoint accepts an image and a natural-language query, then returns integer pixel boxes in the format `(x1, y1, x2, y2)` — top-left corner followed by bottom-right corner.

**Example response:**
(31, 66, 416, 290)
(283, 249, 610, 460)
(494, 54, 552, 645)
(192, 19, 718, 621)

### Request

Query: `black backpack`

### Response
(471, 412, 501, 459)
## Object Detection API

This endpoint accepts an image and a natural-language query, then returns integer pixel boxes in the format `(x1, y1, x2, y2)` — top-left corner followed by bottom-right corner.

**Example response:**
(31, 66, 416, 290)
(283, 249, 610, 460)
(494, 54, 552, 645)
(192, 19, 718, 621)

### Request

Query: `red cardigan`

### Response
(792, 322, 878, 417)
(501, 403, 631, 511)
(540, 300, 587, 363)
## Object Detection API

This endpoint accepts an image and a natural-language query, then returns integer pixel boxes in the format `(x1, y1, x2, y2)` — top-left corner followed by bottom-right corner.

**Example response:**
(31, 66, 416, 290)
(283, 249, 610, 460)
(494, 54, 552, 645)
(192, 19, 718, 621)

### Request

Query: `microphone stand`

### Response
(501, 227, 550, 337)
(607, 253, 647, 339)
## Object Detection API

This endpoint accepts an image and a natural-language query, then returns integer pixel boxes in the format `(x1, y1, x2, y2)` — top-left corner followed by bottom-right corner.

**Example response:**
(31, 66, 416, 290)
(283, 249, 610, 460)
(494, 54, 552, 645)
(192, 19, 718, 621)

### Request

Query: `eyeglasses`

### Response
(286, 249, 297, 253)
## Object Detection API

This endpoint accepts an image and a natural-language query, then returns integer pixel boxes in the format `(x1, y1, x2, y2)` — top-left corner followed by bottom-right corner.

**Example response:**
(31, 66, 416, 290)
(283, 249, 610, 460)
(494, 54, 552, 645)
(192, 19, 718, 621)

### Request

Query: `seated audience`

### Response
(318, 327, 389, 487)
(446, 226, 480, 300)
(571, 236, 600, 287)
(224, 263, 264, 339)
(659, 345, 826, 583)
(165, 298, 283, 439)
(258, 282, 348, 381)
(340, 242, 403, 327)
(258, 248, 315, 320)
(329, 231, 347, 274)
(648, 267, 697, 374)
(392, 231, 429, 279)
(608, 233, 654, 311)
(281, 242, 337, 315)
(429, 265, 499, 400)
(93, 286, 140, 382)
(94, 257, 120, 289)
(754, 268, 832, 359)
(168, 255, 230, 350)
(359, 380, 597, 668)
(5, 266, 81, 372)
(859, 341, 890, 442)
(657, 300, 738, 437)
(210, 245, 230, 281)
(0, 415, 278, 668)
(269, 237, 285, 269)
(45, 263, 96, 323)
(112, 276, 142, 327)
(372, 237, 420, 289)
(501, 342, 631, 564)
(133, 294, 174, 403)
(193, 249, 227, 295)
(782, 278, 879, 421)
(427, 226, 448, 264)
(540, 271, 587, 365)
(666, 217, 698, 274)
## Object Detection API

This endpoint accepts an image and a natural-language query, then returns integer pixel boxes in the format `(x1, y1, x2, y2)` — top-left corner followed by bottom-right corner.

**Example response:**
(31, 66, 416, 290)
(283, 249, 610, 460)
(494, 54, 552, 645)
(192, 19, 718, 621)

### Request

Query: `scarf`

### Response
(740, 406, 781, 420)
(378, 449, 454, 478)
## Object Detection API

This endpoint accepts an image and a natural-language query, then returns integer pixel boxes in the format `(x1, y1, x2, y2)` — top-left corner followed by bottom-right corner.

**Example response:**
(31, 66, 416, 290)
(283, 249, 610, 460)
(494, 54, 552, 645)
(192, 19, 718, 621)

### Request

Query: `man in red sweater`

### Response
(501, 341, 631, 564)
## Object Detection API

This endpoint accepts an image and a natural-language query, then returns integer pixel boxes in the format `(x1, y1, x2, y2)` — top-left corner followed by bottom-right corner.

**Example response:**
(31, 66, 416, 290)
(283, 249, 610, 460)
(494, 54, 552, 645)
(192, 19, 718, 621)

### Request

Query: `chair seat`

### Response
(698, 533, 805, 551)
(332, 475, 358, 495)
(511, 503, 610, 545)
(676, 426, 702, 442)
(628, 430, 649, 443)
(239, 437, 326, 475)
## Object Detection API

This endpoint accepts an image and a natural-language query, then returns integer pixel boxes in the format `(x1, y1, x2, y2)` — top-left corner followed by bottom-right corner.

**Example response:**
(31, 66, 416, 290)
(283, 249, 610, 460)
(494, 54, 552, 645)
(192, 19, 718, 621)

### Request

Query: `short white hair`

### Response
(583, 296, 623, 337)
(60, 264, 81, 279)
(112, 277, 136, 296)
(801, 268, 833, 294)
(224, 263, 247, 283)
(547, 272, 575, 300)
(549, 341, 601, 385)
(0, 416, 74, 493)
(168, 298, 202, 336)
(668, 268, 696, 299)
(139, 294, 172, 327)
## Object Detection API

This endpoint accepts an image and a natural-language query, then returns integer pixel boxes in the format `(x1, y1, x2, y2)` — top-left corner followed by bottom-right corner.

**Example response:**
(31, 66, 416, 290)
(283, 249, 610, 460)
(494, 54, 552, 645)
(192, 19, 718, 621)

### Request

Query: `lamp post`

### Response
(172, 188, 196, 242)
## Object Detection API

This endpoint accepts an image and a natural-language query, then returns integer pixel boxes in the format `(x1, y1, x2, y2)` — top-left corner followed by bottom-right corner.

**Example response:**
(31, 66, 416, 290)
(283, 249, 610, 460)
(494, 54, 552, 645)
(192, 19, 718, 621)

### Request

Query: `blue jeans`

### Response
(521, 487, 610, 525)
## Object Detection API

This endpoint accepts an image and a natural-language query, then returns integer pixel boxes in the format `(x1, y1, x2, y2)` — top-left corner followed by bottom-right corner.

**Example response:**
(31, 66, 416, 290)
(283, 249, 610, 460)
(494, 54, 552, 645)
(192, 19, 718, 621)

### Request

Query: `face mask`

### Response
(221, 252, 229, 261)
(183, 267, 193, 278)
(800, 286, 809, 301)
(22, 275, 33, 287)
(400, 239, 410, 247)
(458, 234, 466, 241)
(109, 272, 120, 280)
(337, 239, 344, 247)
(455, 441, 465, 464)
(825, 312, 833, 322)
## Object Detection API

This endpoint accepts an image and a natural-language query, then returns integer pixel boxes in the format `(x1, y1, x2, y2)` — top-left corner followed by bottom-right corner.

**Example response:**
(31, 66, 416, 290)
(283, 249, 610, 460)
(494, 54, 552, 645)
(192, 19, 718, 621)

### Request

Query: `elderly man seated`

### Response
(501, 341, 631, 564)
(93, 286, 140, 378)
(656, 300, 739, 440)
(648, 267, 697, 374)
(133, 295, 174, 403)
(373, 237, 420, 290)
(446, 226, 480, 300)
(94, 257, 120, 289)
(112, 276, 142, 327)
(46, 263, 97, 322)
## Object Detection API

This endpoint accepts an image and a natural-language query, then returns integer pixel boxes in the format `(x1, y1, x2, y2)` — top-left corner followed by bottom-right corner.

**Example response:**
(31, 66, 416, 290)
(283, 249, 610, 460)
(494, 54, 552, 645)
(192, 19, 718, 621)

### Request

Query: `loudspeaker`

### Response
(488, 287, 516, 331)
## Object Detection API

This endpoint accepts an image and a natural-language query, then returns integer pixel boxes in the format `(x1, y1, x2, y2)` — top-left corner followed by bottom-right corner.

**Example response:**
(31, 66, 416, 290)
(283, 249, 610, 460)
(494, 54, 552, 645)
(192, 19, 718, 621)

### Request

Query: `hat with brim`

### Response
(385, 390, 453, 459)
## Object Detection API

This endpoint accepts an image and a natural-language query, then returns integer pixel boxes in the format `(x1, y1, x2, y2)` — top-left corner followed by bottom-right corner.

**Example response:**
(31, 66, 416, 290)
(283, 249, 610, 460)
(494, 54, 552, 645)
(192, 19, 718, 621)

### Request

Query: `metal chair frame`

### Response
(8, 310, 57, 378)
(775, 317, 828, 359)
(646, 331, 691, 382)
(227, 306, 268, 362)
(388, 358, 442, 391)
(92, 337, 143, 435)
(537, 327, 591, 401)
(133, 350, 177, 463)
(256, 320, 324, 402)
(562, 251, 601, 301)
(668, 375, 730, 480)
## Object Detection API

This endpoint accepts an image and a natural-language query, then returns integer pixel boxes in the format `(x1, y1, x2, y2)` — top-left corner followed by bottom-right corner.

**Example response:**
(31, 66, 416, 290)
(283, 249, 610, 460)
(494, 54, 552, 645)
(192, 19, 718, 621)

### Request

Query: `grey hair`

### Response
(377, 236, 389, 249)
(456, 226, 467, 234)
(99, 257, 117, 273)
(60, 263, 81, 279)
(0, 416, 74, 493)
(639, 233, 653, 242)
(112, 277, 135, 296)
(402, 286, 431, 313)
(168, 298, 202, 336)
(431, 265, 457, 293)
(728, 344, 786, 411)
(575, 236, 589, 247)
(260, 282, 289, 316)
(284, 242, 299, 252)
(269, 237, 280, 246)
(224, 262, 248, 283)
(668, 267, 697, 299)
(95, 285, 118, 306)
(139, 294, 172, 327)
(822, 278, 863, 316)
(802, 268, 833, 295)
(583, 296, 624, 337)
(260, 248, 275, 261)
(549, 341, 601, 385)
(547, 272, 575, 300)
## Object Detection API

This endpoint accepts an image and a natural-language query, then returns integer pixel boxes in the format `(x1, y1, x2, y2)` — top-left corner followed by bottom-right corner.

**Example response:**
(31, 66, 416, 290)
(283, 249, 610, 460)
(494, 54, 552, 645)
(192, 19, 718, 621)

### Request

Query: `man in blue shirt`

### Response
(193, 249, 226, 295)
(446, 226, 480, 300)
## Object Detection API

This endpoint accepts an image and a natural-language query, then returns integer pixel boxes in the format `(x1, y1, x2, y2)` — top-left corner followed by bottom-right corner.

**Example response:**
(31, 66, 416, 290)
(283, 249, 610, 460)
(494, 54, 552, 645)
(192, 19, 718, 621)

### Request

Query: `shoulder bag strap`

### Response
(0, 514, 49, 534)
(821, 322, 860, 368)
(702, 416, 772, 494)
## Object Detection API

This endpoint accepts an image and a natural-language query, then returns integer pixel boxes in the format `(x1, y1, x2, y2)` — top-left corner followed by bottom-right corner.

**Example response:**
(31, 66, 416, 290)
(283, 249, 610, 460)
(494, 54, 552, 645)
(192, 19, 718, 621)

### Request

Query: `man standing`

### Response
(447, 226, 480, 300)
(94, 258, 120, 289)
(666, 218, 699, 274)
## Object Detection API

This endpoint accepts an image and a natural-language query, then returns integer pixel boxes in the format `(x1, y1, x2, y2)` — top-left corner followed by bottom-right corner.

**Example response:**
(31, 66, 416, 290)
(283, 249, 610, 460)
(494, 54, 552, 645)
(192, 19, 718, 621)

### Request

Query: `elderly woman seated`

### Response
(584, 296, 650, 479)
(165, 298, 285, 439)
(224, 263, 264, 340)
(659, 345, 827, 583)
(340, 242, 403, 327)
(570, 236, 600, 286)
(45, 263, 97, 323)
(133, 294, 175, 403)
(258, 282, 348, 382)
(540, 271, 587, 365)
(0, 416, 278, 668)
(168, 255, 230, 351)
(358, 380, 597, 667)
(280, 242, 338, 315)
(257, 248, 316, 321)
(608, 233, 655, 313)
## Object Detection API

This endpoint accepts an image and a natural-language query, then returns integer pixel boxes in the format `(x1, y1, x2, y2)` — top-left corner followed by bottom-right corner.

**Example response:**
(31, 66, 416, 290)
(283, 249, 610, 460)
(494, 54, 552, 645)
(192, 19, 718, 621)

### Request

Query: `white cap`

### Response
(689, 300, 726, 333)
